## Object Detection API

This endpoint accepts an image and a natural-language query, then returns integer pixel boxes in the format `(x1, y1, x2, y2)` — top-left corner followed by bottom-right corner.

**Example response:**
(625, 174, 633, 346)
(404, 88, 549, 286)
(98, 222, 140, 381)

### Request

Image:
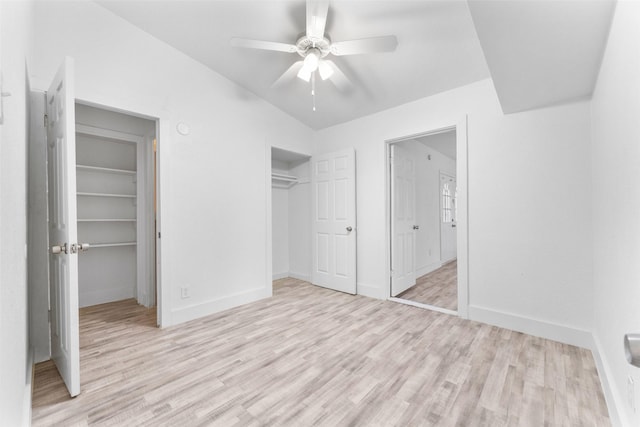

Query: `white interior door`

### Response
(391, 144, 417, 296)
(311, 148, 356, 294)
(47, 57, 80, 397)
(440, 172, 457, 263)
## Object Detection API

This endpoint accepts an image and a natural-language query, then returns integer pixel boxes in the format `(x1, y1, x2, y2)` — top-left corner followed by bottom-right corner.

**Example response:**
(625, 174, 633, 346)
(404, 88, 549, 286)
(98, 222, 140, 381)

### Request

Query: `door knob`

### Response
(69, 243, 90, 253)
(346, 226, 353, 232)
(413, 225, 419, 230)
(51, 243, 67, 255)
(452, 224, 457, 228)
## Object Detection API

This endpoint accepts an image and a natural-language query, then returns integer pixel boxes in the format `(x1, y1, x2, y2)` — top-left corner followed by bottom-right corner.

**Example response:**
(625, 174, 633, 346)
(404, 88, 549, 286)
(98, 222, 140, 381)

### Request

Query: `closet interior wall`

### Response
(271, 148, 312, 282)
(75, 104, 156, 308)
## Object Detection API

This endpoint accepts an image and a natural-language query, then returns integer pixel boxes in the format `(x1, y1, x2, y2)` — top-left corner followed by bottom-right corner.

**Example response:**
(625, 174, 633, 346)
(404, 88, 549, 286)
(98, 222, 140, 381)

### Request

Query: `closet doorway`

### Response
(387, 121, 469, 317)
(270, 147, 312, 289)
(74, 103, 158, 318)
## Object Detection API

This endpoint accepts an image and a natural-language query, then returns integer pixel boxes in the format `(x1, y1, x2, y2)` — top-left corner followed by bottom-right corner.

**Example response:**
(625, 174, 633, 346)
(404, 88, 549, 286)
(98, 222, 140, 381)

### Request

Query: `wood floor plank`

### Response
(32, 277, 610, 426)
(398, 260, 458, 310)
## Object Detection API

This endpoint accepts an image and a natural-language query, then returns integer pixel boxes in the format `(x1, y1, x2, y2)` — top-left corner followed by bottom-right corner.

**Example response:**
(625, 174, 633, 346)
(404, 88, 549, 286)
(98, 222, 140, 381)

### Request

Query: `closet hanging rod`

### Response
(77, 192, 136, 198)
(77, 218, 136, 222)
(90, 242, 137, 248)
(76, 164, 136, 175)
(271, 172, 298, 182)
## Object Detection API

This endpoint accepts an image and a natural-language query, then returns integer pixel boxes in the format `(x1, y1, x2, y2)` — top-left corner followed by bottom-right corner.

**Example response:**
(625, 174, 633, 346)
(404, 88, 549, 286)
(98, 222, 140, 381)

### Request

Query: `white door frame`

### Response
(384, 117, 469, 319)
(75, 98, 168, 327)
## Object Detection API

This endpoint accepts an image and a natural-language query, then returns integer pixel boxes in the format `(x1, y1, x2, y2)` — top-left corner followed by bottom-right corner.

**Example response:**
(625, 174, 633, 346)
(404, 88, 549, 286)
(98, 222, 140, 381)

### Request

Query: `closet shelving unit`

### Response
(75, 124, 140, 250)
(271, 171, 299, 189)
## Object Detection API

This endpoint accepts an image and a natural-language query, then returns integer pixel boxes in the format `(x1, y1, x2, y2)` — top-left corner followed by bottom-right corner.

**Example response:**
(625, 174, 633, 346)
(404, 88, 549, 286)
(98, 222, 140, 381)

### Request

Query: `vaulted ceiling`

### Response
(95, 0, 615, 129)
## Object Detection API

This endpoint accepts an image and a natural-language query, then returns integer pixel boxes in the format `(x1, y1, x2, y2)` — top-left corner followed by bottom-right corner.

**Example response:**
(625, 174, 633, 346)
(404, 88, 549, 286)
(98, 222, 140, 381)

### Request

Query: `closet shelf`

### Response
(77, 192, 136, 198)
(77, 164, 136, 175)
(77, 218, 136, 222)
(90, 242, 137, 248)
(272, 172, 298, 189)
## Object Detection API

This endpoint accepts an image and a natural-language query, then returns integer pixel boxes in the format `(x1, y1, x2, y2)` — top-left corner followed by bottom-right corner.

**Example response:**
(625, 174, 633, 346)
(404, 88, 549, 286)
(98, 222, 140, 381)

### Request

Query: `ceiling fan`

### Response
(230, 0, 398, 110)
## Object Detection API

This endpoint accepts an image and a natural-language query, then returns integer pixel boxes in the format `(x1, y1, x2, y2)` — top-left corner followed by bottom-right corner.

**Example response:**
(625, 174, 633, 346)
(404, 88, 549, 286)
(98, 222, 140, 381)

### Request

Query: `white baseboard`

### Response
(272, 272, 288, 280)
(170, 286, 271, 326)
(468, 305, 593, 349)
(79, 286, 135, 308)
(288, 272, 310, 282)
(591, 334, 626, 427)
(416, 262, 443, 278)
(357, 282, 387, 299)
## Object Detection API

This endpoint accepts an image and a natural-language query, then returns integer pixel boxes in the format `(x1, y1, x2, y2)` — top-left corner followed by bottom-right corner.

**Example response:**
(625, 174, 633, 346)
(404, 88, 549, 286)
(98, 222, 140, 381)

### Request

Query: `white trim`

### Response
(389, 297, 458, 316)
(455, 116, 469, 319)
(79, 286, 135, 308)
(415, 261, 444, 278)
(271, 272, 311, 282)
(288, 272, 310, 282)
(171, 287, 271, 325)
(265, 143, 273, 298)
(468, 305, 593, 349)
(156, 117, 168, 327)
(272, 272, 288, 280)
(592, 334, 626, 427)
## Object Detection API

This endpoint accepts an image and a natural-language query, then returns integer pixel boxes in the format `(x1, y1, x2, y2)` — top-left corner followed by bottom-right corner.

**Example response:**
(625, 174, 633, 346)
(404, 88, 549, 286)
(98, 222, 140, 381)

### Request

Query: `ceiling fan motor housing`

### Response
(296, 35, 331, 58)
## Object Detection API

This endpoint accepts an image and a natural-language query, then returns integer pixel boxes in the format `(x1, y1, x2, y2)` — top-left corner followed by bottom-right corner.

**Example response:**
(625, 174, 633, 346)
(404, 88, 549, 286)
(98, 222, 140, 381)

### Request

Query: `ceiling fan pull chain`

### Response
(312, 72, 317, 112)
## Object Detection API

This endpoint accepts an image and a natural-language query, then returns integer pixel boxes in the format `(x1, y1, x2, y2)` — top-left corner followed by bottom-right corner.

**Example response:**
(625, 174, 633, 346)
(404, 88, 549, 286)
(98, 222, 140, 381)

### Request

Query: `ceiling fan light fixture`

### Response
(303, 48, 320, 72)
(318, 60, 334, 80)
(297, 66, 312, 82)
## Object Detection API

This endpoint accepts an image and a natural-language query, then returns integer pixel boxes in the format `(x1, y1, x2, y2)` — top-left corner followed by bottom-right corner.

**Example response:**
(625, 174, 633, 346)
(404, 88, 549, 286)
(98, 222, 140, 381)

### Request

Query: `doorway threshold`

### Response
(388, 297, 458, 316)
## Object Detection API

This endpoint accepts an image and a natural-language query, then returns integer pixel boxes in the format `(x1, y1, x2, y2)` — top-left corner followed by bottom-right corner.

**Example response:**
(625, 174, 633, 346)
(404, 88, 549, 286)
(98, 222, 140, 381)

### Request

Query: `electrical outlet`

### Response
(628, 376, 636, 412)
(180, 286, 190, 299)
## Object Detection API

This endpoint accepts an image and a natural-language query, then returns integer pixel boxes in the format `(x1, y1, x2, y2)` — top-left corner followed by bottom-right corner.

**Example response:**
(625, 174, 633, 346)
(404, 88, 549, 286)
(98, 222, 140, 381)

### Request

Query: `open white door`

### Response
(47, 57, 80, 397)
(311, 148, 356, 294)
(440, 173, 457, 263)
(390, 144, 417, 296)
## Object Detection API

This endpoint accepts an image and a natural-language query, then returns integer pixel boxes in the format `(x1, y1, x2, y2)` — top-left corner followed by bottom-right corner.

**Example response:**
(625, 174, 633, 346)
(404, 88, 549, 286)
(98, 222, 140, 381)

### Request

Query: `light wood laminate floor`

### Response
(398, 260, 458, 311)
(32, 278, 610, 426)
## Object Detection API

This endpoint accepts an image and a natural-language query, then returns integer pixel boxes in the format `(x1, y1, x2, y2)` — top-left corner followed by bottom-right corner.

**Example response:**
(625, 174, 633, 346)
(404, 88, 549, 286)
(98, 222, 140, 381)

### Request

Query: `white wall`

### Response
(30, 0, 314, 326)
(315, 79, 593, 346)
(272, 187, 289, 279)
(287, 161, 311, 280)
(591, 1, 640, 425)
(0, 1, 34, 425)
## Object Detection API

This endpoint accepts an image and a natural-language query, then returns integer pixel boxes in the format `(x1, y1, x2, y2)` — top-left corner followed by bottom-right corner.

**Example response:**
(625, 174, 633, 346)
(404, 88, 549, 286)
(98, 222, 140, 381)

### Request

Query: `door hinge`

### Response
(48, 309, 51, 323)
(158, 232, 161, 239)
(43, 114, 48, 127)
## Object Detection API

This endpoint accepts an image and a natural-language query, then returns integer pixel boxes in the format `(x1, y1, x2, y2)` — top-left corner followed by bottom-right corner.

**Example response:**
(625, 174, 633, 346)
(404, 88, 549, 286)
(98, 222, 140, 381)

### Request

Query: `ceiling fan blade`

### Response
(330, 35, 398, 56)
(230, 38, 297, 53)
(306, 0, 329, 40)
(323, 60, 351, 92)
(272, 61, 305, 88)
